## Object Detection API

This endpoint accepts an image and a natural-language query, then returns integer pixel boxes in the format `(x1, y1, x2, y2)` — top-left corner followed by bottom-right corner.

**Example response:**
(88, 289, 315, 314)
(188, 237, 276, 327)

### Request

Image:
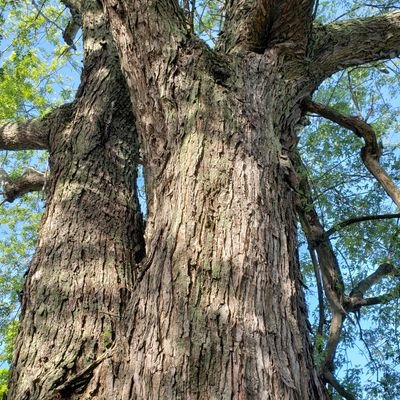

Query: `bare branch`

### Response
(307, 242, 325, 340)
(349, 262, 400, 299)
(323, 370, 356, 400)
(295, 154, 347, 383)
(0, 103, 74, 151)
(0, 167, 47, 203)
(326, 213, 400, 237)
(310, 10, 400, 79)
(60, 0, 82, 49)
(346, 283, 400, 309)
(304, 99, 400, 208)
(296, 156, 345, 316)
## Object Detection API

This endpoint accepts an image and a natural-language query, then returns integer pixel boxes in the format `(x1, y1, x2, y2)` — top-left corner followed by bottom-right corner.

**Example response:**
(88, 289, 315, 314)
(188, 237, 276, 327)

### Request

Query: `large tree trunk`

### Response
(5, 1, 400, 398)
(114, 74, 325, 397)
(101, 2, 326, 396)
(8, 1, 145, 399)
(8, 1, 328, 399)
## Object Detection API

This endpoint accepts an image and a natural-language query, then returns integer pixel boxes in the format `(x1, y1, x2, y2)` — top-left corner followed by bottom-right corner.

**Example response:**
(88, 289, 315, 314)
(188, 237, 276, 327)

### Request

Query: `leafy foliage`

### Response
(299, 3, 400, 395)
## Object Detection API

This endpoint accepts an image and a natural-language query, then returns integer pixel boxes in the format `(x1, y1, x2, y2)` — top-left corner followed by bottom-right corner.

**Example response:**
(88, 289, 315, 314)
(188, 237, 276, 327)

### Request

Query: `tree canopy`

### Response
(0, 1, 400, 399)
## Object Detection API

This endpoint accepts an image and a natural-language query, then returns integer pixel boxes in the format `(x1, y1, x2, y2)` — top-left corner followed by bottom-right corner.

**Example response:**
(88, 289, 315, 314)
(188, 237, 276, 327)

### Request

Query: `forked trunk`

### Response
(104, 6, 326, 392)
(9, 1, 327, 399)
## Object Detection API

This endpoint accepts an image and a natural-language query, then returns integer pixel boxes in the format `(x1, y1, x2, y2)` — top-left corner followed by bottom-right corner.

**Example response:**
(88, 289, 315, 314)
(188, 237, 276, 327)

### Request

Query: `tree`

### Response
(0, 0, 399, 399)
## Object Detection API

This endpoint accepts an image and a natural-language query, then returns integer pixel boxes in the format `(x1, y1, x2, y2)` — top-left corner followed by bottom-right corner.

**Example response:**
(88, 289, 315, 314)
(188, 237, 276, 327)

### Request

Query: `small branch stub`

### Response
(0, 167, 47, 203)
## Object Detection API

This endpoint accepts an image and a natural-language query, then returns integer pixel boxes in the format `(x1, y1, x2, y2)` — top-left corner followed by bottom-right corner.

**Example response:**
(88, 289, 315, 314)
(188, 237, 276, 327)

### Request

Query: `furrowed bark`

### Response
(219, 0, 273, 52)
(0, 167, 46, 203)
(103, 1, 327, 398)
(0, 104, 73, 150)
(310, 10, 400, 79)
(304, 99, 400, 208)
(8, 1, 145, 398)
(219, 0, 315, 54)
(267, 0, 315, 56)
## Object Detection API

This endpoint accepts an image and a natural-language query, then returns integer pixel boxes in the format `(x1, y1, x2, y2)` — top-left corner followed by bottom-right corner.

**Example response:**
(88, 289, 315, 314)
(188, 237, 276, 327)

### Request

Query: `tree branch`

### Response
(349, 262, 400, 299)
(307, 242, 325, 341)
(310, 10, 400, 79)
(0, 120, 49, 150)
(219, 0, 315, 54)
(295, 154, 347, 383)
(326, 213, 400, 237)
(219, 0, 273, 53)
(323, 370, 355, 400)
(304, 99, 400, 208)
(346, 283, 400, 310)
(0, 103, 74, 151)
(0, 167, 47, 203)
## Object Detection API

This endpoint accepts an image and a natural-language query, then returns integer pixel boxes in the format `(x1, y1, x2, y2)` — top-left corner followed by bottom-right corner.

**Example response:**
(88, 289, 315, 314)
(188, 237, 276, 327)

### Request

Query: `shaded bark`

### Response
(219, 0, 315, 54)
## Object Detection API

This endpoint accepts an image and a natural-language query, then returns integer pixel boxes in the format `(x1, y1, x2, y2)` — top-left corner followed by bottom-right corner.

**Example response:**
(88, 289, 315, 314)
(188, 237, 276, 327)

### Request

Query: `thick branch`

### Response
(0, 103, 74, 151)
(219, 0, 273, 53)
(102, 0, 188, 51)
(0, 120, 48, 150)
(0, 167, 46, 203)
(326, 213, 400, 237)
(323, 370, 355, 400)
(220, 0, 315, 54)
(311, 10, 400, 79)
(296, 158, 345, 316)
(304, 99, 400, 208)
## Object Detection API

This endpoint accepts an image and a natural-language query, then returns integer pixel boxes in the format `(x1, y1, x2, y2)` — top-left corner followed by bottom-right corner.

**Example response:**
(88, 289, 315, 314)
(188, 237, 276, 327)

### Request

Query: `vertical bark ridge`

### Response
(219, 0, 274, 53)
(109, 46, 326, 397)
(219, 0, 315, 55)
(8, 1, 144, 399)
